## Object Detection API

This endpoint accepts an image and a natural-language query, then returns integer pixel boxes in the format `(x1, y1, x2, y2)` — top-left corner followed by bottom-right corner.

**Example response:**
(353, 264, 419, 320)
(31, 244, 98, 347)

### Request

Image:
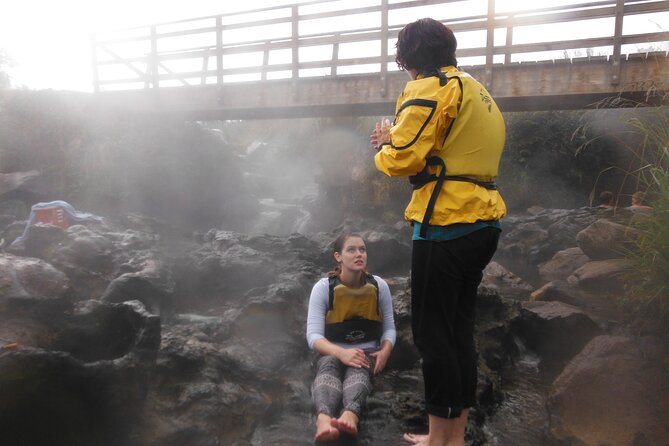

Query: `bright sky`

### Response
(0, 0, 292, 91)
(0, 0, 666, 92)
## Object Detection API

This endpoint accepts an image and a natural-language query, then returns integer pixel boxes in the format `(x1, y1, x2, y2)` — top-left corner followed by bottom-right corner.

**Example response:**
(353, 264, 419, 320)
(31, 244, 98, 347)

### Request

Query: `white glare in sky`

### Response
(1, 0, 666, 92)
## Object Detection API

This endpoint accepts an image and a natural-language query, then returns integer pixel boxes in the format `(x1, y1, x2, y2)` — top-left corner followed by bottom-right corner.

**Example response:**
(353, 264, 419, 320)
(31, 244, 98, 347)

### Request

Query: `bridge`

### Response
(91, 0, 669, 119)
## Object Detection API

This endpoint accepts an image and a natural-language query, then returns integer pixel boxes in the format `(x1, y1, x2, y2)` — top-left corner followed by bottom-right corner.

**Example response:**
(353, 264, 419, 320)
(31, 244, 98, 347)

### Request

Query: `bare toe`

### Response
(403, 432, 428, 444)
(315, 426, 339, 441)
(337, 411, 359, 436)
(316, 415, 339, 441)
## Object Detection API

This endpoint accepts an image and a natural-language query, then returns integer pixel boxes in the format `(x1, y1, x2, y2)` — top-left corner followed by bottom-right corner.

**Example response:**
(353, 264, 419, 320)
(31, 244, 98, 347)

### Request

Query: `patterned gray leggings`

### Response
(311, 353, 374, 418)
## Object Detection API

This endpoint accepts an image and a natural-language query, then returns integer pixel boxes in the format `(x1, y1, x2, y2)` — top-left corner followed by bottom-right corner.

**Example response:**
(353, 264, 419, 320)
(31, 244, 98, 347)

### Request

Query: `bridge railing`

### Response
(91, 0, 669, 93)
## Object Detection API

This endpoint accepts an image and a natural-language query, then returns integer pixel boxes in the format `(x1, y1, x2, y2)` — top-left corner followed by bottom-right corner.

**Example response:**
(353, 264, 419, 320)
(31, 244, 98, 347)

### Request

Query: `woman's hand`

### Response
(370, 118, 391, 150)
(369, 342, 393, 375)
(337, 348, 370, 369)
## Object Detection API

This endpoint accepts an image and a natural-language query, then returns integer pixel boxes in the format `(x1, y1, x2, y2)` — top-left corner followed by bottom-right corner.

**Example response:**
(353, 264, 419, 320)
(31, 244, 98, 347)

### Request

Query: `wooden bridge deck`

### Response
(92, 0, 669, 118)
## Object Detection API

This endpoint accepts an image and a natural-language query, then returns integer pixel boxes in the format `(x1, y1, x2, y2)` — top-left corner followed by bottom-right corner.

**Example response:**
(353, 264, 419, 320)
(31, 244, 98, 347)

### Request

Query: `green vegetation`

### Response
(626, 173, 669, 324)
(623, 109, 669, 325)
(580, 103, 669, 327)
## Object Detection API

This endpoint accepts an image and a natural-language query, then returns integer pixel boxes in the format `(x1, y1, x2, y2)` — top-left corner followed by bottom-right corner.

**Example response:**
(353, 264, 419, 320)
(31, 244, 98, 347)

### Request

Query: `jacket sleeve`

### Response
(374, 82, 460, 177)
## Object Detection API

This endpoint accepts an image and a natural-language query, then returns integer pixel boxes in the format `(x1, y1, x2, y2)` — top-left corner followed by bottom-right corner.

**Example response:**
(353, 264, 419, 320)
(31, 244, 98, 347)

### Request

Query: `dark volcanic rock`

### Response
(0, 300, 160, 446)
(513, 301, 601, 362)
(3, 207, 648, 446)
(496, 207, 599, 282)
(101, 260, 175, 316)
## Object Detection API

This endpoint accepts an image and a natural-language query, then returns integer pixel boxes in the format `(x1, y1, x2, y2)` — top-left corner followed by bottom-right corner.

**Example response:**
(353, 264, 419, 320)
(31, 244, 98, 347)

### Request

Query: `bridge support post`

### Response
(91, 35, 100, 93)
(331, 35, 340, 76)
(216, 16, 223, 85)
(504, 15, 513, 65)
(611, 0, 624, 85)
(485, 0, 495, 91)
(380, 0, 389, 98)
(149, 26, 159, 89)
(291, 5, 299, 101)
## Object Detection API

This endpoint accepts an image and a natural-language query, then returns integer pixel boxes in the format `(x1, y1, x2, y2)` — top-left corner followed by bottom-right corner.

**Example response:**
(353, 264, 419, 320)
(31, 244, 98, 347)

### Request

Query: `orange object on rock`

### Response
(34, 207, 70, 229)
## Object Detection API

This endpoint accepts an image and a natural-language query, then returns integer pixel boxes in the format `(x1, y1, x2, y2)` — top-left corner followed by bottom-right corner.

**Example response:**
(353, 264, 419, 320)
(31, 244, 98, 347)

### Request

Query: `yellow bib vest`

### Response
(324, 274, 383, 344)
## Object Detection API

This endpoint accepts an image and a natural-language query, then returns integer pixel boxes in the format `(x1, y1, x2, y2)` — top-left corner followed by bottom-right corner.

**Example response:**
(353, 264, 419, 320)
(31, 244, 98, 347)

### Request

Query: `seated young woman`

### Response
(306, 232, 396, 441)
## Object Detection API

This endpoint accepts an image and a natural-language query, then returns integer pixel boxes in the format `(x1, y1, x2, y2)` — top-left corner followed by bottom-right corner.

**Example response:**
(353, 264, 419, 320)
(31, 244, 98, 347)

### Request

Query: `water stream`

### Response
(483, 337, 562, 446)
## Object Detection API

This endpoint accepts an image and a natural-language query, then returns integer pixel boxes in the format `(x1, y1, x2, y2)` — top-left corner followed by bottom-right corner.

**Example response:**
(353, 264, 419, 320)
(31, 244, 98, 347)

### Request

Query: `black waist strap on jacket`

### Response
(409, 156, 498, 239)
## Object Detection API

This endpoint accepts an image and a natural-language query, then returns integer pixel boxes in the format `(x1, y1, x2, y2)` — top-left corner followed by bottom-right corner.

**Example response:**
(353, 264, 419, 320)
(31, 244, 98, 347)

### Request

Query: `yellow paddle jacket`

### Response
(374, 66, 507, 226)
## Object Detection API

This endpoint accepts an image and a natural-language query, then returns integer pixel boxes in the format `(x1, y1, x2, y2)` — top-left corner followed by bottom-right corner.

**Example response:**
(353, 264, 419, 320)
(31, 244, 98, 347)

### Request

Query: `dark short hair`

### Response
(395, 18, 458, 72)
(599, 190, 614, 205)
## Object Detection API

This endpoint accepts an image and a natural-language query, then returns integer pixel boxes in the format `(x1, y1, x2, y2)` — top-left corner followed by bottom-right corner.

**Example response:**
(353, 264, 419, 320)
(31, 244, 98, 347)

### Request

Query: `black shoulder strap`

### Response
(365, 273, 379, 289)
(365, 273, 381, 315)
(423, 67, 449, 86)
(328, 276, 338, 310)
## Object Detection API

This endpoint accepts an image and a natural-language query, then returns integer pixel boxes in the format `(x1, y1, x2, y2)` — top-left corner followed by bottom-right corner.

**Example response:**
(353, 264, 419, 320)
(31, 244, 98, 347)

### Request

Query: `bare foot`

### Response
(315, 414, 339, 441)
(330, 410, 359, 436)
(403, 432, 429, 444)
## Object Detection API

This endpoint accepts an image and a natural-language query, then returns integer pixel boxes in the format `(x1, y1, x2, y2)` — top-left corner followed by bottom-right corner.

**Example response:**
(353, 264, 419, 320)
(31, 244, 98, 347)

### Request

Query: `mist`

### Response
(1, 88, 668, 446)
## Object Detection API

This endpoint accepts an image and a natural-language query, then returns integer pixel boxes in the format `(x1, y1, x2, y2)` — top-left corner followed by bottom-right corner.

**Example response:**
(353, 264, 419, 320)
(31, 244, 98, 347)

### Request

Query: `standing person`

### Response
(370, 18, 507, 446)
(306, 232, 396, 441)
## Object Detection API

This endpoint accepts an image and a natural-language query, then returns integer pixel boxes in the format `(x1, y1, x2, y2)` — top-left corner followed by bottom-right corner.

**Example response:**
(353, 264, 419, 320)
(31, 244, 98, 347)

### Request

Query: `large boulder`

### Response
(576, 218, 638, 260)
(0, 253, 70, 312)
(100, 258, 175, 316)
(513, 300, 601, 361)
(496, 207, 599, 281)
(567, 258, 632, 293)
(4, 220, 165, 302)
(43, 224, 116, 300)
(548, 335, 669, 446)
(476, 284, 522, 372)
(530, 281, 625, 329)
(538, 247, 590, 282)
(0, 300, 160, 446)
(482, 261, 534, 300)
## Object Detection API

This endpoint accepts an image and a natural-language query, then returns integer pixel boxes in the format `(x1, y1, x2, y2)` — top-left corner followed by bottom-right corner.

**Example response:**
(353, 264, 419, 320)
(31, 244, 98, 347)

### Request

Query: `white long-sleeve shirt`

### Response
(306, 275, 396, 351)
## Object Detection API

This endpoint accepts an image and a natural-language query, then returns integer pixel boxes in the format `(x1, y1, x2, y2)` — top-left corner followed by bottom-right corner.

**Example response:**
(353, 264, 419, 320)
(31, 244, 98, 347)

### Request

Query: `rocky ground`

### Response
(1, 204, 668, 446)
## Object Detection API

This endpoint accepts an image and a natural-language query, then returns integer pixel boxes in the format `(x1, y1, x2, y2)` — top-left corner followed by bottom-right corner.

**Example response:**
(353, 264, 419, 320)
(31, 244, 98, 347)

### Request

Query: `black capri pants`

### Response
(411, 227, 500, 419)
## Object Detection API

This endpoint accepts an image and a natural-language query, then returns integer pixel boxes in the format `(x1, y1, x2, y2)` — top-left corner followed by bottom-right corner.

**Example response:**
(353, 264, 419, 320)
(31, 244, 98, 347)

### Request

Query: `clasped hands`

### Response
(370, 118, 391, 151)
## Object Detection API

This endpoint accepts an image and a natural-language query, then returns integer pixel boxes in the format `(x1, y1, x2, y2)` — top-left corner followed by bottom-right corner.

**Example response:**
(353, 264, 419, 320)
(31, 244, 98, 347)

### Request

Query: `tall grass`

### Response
(625, 173, 669, 320)
(581, 103, 669, 325)
(623, 109, 669, 324)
